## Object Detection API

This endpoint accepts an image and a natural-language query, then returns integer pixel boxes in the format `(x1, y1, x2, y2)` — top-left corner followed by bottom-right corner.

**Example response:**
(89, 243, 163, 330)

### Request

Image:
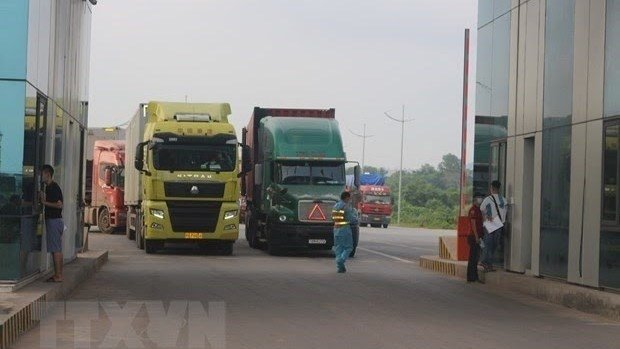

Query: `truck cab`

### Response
(357, 185, 393, 228)
(84, 140, 126, 233)
(242, 107, 359, 255)
(127, 101, 242, 254)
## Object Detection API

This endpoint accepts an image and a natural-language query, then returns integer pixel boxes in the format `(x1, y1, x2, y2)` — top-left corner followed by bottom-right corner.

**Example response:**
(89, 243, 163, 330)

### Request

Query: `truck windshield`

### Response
(276, 162, 345, 185)
(153, 145, 236, 172)
(364, 195, 391, 204)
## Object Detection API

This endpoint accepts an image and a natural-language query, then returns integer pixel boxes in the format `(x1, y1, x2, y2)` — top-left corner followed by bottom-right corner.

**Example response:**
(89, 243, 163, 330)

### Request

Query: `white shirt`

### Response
(481, 194, 507, 224)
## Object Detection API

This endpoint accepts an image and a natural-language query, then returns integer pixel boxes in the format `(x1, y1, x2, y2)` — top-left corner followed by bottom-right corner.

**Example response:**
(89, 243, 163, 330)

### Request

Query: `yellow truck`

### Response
(125, 101, 247, 254)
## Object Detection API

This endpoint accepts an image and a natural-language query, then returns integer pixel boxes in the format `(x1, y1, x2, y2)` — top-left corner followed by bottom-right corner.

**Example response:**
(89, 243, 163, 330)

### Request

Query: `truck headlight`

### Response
(150, 209, 165, 219)
(279, 215, 287, 222)
(224, 210, 238, 220)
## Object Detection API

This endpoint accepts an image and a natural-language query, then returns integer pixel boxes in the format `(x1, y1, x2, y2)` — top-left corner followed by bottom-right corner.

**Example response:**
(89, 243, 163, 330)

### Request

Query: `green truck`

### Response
(241, 107, 359, 255)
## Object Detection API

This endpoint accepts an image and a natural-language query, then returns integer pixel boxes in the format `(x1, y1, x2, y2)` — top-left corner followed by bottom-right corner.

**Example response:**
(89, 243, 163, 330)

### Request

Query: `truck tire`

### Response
(246, 212, 261, 249)
(137, 230, 144, 250)
(136, 213, 145, 250)
(98, 208, 115, 234)
(382, 224, 389, 229)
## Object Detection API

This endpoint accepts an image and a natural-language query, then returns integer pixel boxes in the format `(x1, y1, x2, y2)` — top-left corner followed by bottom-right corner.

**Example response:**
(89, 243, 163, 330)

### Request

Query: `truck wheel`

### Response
(382, 224, 389, 229)
(137, 231, 144, 250)
(137, 214, 145, 250)
(98, 208, 115, 234)
(246, 213, 260, 249)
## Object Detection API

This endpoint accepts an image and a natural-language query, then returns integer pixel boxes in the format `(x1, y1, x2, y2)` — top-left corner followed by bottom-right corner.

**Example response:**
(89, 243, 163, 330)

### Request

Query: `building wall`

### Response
(0, 0, 93, 282)
(475, 0, 620, 290)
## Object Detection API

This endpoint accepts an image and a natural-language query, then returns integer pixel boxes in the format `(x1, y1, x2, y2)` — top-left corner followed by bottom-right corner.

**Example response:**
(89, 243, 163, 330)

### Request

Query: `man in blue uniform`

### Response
(332, 191, 358, 273)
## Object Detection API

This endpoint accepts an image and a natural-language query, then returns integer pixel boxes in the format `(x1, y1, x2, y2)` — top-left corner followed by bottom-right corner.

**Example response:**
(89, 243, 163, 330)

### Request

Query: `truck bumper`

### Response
(143, 200, 239, 242)
(267, 223, 334, 250)
(360, 214, 391, 225)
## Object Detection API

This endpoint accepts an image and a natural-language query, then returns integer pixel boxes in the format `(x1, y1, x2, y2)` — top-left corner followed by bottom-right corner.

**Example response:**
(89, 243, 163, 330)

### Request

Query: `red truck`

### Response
(84, 140, 126, 233)
(356, 185, 393, 228)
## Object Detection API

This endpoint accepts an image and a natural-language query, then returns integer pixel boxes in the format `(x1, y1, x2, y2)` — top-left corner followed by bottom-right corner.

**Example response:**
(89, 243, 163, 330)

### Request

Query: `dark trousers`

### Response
(467, 235, 480, 281)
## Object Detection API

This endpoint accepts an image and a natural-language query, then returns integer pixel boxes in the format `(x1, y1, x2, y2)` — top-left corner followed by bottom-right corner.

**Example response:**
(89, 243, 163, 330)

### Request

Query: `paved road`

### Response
(14, 227, 620, 349)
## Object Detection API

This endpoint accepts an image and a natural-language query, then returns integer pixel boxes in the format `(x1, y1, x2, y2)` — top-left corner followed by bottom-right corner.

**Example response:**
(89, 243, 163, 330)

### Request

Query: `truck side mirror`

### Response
(134, 142, 146, 171)
(354, 165, 361, 188)
(104, 168, 112, 187)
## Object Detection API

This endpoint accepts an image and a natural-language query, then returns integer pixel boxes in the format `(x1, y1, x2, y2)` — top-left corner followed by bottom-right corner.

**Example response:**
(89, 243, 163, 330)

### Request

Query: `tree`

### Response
(438, 153, 461, 190)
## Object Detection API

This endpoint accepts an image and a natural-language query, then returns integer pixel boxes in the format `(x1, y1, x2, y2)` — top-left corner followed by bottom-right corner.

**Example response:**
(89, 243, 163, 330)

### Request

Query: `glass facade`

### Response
(476, 0, 620, 289)
(605, 0, 620, 118)
(473, 3, 511, 197)
(474, 0, 511, 268)
(601, 121, 620, 288)
(601, 0, 620, 289)
(539, 0, 575, 279)
(0, 0, 93, 282)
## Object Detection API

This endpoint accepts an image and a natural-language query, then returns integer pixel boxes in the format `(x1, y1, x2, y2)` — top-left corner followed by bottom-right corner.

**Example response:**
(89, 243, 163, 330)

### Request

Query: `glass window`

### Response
(0, 82, 46, 281)
(478, 0, 510, 28)
(601, 121, 620, 289)
(603, 124, 619, 222)
(276, 162, 345, 185)
(153, 145, 236, 172)
(474, 9, 510, 197)
(543, 0, 575, 128)
(491, 14, 511, 121)
(478, 0, 494, 29)
(539, 0, 575, 280)
(540, 126, 572, 279)
(605, 0, 620, 117)
(494, 0, 511, 19)
(0, 1, 28, 79)
(364, 195, 391, 204)
(54, 109, 63, 184)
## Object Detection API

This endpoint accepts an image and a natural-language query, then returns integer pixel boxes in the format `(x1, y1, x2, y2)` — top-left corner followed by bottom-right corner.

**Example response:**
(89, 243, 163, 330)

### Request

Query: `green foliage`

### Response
(378, 153, 468, 229)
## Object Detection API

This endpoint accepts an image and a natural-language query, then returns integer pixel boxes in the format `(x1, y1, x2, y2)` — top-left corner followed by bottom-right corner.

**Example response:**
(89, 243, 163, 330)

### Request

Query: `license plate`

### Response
(308, 239, 327, 244)
(185, 233, 203, 239)
(373, 218, 381, 221)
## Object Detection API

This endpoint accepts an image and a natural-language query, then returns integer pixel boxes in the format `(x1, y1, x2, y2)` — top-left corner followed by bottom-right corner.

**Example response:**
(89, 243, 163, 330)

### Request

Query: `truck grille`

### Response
(166, 201, 222, 232)
(298, 200, 336, 223)
(164, 182, 225, 198)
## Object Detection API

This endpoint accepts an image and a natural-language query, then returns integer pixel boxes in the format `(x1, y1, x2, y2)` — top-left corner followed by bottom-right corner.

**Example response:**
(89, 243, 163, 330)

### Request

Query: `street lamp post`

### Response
(385, 105, 414, 225)
(348, 123, 373, 172)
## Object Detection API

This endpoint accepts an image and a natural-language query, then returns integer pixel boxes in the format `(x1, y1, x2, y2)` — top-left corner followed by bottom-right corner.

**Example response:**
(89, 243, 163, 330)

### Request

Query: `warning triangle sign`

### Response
(308, 204, 327, 221)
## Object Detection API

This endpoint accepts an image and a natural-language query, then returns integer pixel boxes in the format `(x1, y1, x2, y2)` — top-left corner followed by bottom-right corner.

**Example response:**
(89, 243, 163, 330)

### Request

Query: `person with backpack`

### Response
(480, 180, 507, 272)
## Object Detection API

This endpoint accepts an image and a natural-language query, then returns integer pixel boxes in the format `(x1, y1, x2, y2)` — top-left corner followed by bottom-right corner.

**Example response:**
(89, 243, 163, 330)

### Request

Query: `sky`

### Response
(89, 0, 478, 172)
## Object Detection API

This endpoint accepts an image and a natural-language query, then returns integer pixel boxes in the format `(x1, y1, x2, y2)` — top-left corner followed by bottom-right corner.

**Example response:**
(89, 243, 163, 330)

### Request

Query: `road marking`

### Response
(363, 240, 436, 252)
(357, 247, 416, 264)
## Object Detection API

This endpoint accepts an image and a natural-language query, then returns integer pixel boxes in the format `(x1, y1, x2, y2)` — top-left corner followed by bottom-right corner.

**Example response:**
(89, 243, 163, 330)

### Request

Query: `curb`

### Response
(419, 255, 620, 322)
(0, 250, 108, 349)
